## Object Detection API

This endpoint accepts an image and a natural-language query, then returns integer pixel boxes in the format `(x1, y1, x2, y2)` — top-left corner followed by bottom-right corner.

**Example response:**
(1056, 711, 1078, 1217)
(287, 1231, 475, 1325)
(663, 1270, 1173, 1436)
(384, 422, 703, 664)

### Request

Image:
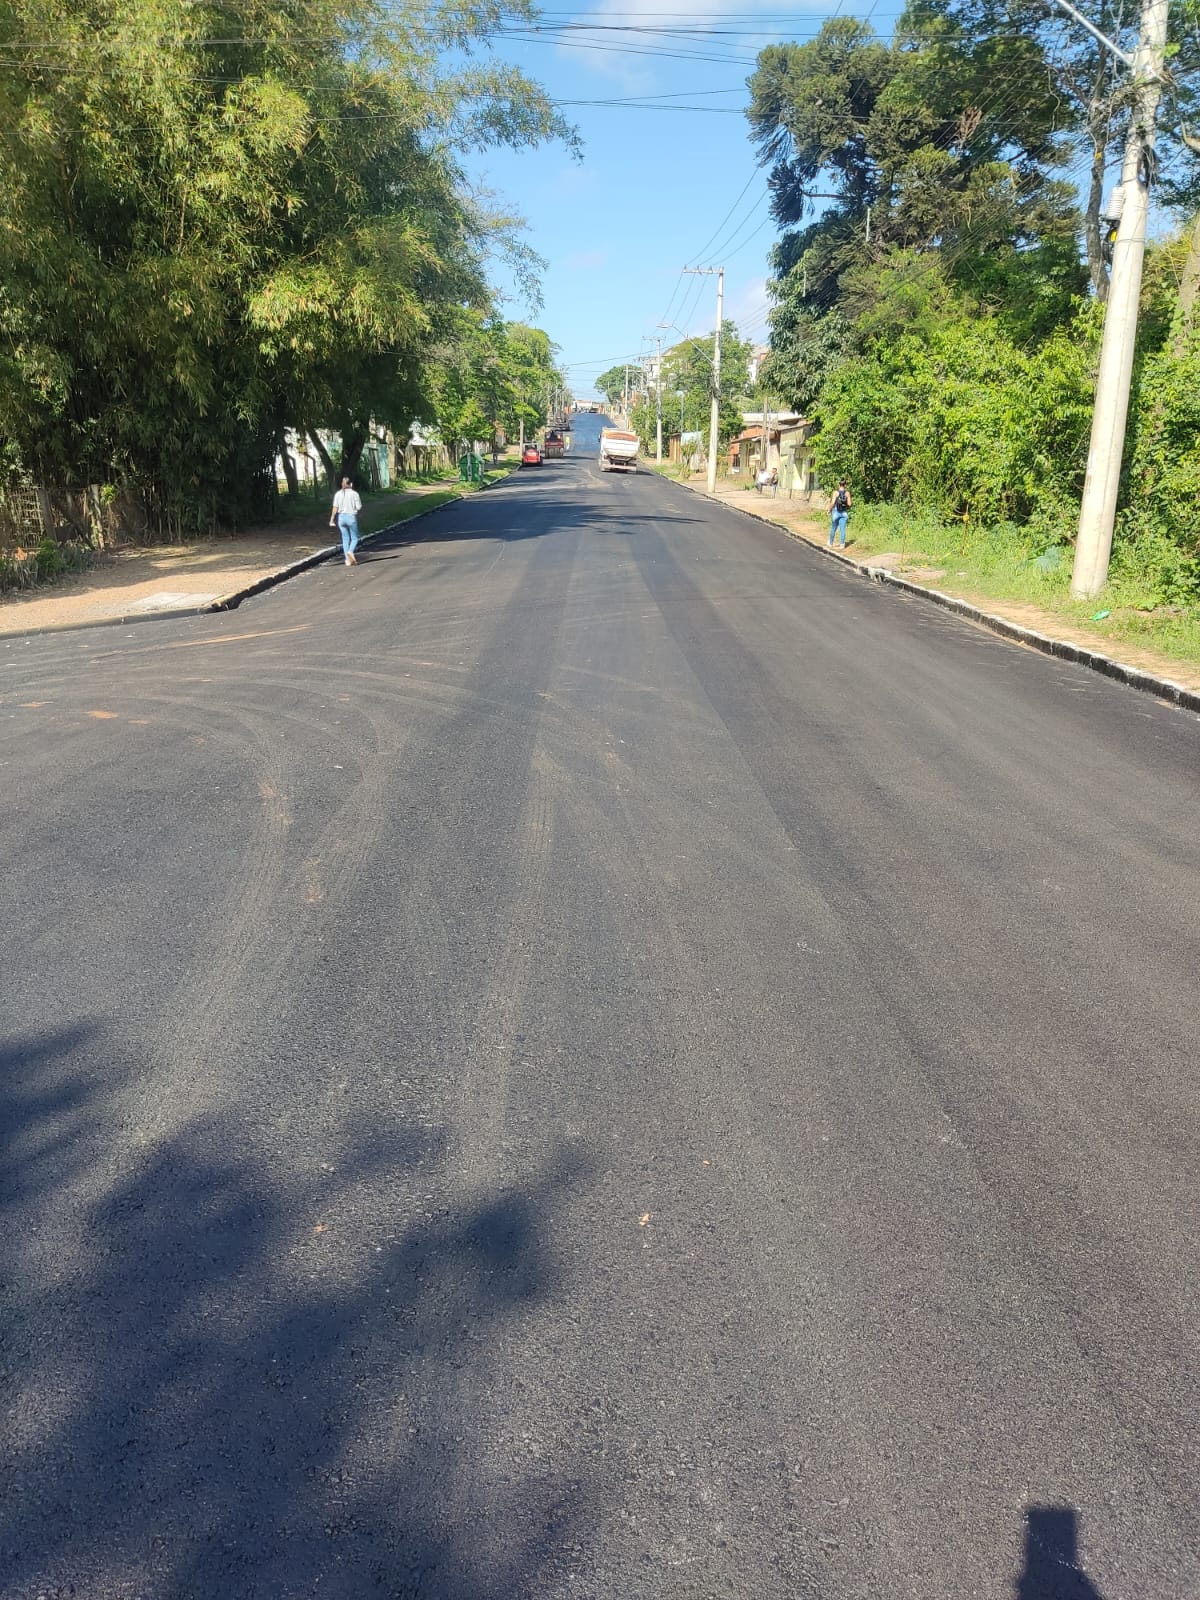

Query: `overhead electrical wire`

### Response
(0, 8, 1152, 407)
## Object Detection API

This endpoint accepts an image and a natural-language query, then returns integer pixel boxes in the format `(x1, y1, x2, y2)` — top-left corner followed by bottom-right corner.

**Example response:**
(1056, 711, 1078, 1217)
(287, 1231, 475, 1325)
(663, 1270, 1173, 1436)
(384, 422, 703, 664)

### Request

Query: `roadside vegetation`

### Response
(0, 0, 570, 552)
(746, 0, 1200, 620)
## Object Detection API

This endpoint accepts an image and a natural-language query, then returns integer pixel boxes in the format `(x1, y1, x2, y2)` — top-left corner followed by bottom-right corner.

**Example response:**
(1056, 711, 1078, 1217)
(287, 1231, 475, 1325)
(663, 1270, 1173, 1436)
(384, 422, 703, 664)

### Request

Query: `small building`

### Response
(729, 411, 816, 498)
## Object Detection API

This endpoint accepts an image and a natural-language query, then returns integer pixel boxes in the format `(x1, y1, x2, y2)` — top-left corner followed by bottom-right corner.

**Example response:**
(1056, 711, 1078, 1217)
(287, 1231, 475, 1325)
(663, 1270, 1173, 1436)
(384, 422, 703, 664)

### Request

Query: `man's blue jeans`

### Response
(337, 514, 359, 558)
(829, 510, 848, 546)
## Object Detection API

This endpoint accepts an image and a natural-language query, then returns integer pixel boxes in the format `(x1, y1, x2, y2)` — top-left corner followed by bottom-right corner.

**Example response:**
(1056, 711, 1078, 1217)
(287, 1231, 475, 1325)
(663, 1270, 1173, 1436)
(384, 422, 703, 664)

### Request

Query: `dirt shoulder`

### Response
(0, 472, 506, 636)
(661, 470, 1200, 698)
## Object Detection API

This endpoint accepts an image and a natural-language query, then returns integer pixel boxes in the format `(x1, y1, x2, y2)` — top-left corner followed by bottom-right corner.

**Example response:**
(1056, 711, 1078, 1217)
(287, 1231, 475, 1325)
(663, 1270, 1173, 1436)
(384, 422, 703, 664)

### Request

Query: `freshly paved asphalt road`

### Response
(3, 415, 1199, 1600)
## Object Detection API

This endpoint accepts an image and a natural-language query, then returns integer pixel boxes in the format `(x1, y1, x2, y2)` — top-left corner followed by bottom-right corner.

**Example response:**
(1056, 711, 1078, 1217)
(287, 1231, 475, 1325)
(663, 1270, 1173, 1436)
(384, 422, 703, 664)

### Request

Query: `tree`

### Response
(0, 0, 572, 529)
(742, 0, 1200, 605)
(431, 316, 562, 454)
(629, 325, 752, 455)
(747, 7, 1085, 323)
(760, 308, 852, 416)
(594, 366, 632, 408)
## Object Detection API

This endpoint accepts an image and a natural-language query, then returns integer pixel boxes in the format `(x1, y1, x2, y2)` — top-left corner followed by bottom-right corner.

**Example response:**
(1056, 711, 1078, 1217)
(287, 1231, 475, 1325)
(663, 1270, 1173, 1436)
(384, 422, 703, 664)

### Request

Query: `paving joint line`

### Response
(662, 475, 1200, 719)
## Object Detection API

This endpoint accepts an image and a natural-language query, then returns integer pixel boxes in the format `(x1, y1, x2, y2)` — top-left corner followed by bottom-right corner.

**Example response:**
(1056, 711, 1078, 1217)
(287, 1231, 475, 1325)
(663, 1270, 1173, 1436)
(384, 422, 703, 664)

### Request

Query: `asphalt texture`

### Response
(2, 414, 1199, 1600)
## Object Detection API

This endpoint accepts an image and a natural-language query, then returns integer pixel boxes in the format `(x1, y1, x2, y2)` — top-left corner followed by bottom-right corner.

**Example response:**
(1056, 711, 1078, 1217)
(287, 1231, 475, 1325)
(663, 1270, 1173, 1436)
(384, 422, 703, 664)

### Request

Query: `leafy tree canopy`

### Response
(0, 0, 573, 526)
(593, 366, 634, 408)
(744, 0, 1200, 602)
(431, 315, 565, 451)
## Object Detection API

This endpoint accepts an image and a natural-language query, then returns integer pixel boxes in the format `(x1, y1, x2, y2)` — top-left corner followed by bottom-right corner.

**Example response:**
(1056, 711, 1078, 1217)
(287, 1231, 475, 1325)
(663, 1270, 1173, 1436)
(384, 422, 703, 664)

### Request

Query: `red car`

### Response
(521, 444, 542, 467)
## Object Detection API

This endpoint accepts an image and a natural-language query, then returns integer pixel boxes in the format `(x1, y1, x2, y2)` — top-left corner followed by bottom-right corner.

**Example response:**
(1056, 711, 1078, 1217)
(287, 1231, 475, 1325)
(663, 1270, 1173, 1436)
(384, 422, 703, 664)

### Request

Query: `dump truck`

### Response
(599, 428, 639, 473)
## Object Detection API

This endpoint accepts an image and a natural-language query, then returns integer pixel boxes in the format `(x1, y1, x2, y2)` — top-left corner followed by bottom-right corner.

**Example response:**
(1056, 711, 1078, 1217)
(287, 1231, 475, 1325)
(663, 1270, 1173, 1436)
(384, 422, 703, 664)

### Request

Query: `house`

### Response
(728, 410, 816, 495)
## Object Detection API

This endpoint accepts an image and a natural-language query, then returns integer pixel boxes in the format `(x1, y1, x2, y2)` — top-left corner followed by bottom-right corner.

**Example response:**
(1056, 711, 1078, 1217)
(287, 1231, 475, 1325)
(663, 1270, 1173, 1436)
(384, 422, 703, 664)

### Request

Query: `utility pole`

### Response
(709, 268, 723, 494)
(1071, 0, 1169, 598)
(684, 265, 724, 493)
(762, 389, 770, 479)
(655, 336, 663, 464)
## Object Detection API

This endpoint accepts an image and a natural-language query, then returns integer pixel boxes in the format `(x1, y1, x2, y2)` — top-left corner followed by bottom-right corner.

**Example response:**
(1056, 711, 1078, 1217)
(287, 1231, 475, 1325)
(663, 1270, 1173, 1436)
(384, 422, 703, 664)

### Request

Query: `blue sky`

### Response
(467, 4, 908, 398)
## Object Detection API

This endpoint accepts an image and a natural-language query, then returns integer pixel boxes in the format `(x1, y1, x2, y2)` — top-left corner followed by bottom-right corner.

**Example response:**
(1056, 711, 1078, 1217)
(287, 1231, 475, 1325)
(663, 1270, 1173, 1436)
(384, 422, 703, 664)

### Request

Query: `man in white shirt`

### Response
(330, 476, 362, 565)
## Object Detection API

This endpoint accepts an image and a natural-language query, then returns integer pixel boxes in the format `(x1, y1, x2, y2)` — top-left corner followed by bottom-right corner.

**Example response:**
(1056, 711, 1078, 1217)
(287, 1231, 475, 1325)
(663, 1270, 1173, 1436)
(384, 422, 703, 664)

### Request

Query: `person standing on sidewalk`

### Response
(828, 480, 852, 548)
(330, 476, 362, 566)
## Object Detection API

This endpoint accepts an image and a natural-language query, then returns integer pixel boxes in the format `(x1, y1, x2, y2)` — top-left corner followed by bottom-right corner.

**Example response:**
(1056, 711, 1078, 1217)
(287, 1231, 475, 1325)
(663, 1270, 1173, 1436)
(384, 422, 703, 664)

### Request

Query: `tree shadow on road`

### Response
(2, 1025, 597, 1599)
(361, 508, 704, 559)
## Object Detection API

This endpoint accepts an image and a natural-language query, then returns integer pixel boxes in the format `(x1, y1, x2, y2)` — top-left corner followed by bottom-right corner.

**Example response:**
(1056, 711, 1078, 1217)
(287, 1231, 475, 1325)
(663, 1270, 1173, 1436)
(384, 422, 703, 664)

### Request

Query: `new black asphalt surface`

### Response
(3, 414, 1198, 1599)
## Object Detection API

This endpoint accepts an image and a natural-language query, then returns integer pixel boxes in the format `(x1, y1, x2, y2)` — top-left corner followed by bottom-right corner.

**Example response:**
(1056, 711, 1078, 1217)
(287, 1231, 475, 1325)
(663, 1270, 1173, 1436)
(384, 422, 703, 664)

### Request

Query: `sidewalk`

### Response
(0, 472, 506, 637)
(659, 469, 1200, 704)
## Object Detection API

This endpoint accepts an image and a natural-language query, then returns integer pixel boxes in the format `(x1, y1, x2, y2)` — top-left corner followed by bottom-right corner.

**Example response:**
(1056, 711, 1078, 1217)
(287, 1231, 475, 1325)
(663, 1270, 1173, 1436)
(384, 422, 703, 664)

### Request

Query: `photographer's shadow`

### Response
(1016, 1507, 1105, 1599)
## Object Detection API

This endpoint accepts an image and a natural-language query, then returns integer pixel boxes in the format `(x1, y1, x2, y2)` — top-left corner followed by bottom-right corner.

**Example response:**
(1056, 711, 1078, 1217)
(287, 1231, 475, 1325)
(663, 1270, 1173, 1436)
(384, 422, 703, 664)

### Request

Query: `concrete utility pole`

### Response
(683, 265, 724, 493)
(762, 391, 770, 478)
(655, 336, 663, 464)
(1071, 0, 1169, 598)
(709, 268, 723, 494)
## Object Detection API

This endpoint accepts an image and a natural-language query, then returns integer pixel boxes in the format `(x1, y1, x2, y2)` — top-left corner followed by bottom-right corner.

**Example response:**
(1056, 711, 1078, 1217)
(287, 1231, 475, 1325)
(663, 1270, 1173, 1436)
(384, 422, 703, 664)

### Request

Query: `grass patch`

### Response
(367, 489, 459, 528)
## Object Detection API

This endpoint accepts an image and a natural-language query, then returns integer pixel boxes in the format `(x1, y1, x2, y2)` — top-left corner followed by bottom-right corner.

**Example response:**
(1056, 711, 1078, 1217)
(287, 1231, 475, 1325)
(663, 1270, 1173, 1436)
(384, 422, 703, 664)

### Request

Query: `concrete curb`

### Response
(661, 475, 1200, 718)
(1, 472, 515, 642)
(1, 600, 217, 642)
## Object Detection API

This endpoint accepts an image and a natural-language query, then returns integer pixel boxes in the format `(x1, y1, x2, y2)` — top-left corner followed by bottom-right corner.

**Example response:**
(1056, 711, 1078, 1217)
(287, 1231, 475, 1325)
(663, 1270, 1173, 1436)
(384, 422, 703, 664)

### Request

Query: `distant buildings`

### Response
(747, 344, 771, 387)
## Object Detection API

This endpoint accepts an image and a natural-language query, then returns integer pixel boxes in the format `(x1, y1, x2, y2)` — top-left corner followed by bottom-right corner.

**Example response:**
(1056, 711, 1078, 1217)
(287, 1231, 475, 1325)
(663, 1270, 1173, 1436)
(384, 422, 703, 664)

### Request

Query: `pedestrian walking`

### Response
(828, 479, 852, 548)
(330, 476, 362, 566)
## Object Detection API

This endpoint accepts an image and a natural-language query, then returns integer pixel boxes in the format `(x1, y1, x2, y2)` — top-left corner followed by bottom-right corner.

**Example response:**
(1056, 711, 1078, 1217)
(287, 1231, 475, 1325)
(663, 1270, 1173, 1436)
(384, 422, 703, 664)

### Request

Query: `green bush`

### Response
(34, 536, 66, 580)
(813, 302, 1098, 526)
(0, 536, 91, 594)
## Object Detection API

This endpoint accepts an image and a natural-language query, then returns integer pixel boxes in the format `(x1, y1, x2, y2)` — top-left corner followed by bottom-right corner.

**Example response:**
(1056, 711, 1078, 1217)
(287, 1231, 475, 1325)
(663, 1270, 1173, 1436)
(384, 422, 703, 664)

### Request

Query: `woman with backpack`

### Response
(828, 480, 852, 548)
